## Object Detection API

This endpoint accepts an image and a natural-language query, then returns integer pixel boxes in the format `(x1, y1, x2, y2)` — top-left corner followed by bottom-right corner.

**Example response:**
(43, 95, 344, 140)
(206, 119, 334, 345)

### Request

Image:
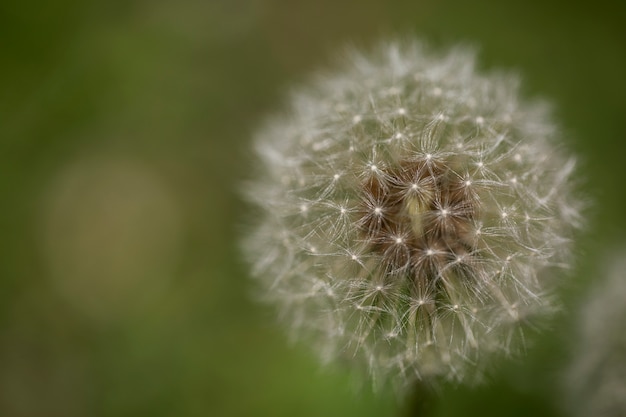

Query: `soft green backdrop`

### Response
(1, 1, 625, 416)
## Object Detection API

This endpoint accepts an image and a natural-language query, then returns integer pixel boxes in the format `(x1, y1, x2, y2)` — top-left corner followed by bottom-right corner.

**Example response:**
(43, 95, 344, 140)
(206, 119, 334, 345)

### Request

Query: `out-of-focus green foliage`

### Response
(0, 1, 624, 416)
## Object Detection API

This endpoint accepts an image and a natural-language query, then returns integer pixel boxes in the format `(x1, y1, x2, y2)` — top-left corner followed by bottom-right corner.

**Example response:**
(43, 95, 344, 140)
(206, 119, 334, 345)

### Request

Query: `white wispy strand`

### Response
(564, 249, 626, 417)
(243, 39, 582, 390)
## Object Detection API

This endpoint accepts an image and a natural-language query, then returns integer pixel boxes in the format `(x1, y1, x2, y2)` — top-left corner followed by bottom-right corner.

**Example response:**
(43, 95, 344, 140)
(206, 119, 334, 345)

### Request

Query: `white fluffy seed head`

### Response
(564, 249, 626, 417)
(242, 39, 583, 390)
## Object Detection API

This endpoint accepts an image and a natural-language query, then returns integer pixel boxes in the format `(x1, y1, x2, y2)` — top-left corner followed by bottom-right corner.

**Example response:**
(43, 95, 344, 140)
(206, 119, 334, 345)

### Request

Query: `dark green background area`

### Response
(1, 1, 624, 416)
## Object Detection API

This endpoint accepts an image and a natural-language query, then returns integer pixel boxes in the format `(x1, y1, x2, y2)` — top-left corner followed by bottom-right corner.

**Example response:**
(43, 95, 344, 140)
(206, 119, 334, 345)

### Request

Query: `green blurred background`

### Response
(1, 1, 625, 416)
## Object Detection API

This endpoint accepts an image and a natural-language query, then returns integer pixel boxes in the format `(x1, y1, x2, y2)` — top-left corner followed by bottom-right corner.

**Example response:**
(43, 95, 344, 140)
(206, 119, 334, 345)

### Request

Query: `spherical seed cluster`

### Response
(243, 40, 582, 387)
(565, 250, 626, 417)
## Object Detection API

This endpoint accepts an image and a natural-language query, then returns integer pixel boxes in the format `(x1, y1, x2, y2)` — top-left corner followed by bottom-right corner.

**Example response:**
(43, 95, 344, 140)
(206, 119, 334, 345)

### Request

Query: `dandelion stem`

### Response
(404, 380, 436, 417)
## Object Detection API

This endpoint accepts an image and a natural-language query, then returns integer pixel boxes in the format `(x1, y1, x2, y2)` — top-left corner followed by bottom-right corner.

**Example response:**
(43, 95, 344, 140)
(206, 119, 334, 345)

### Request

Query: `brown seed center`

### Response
(358, 159, 478, 276)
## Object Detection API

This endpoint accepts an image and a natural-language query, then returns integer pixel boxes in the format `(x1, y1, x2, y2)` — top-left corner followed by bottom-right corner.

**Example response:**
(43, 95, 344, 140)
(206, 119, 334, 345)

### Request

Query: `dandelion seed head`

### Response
(243, 39, 583, 390)
(565, 248, 626, 417)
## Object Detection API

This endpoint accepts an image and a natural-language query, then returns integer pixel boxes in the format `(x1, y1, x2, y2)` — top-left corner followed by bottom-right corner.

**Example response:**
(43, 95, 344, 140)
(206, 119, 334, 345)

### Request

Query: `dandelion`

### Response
(564, 249, 626, 417)
(242, 39, 582, 389)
